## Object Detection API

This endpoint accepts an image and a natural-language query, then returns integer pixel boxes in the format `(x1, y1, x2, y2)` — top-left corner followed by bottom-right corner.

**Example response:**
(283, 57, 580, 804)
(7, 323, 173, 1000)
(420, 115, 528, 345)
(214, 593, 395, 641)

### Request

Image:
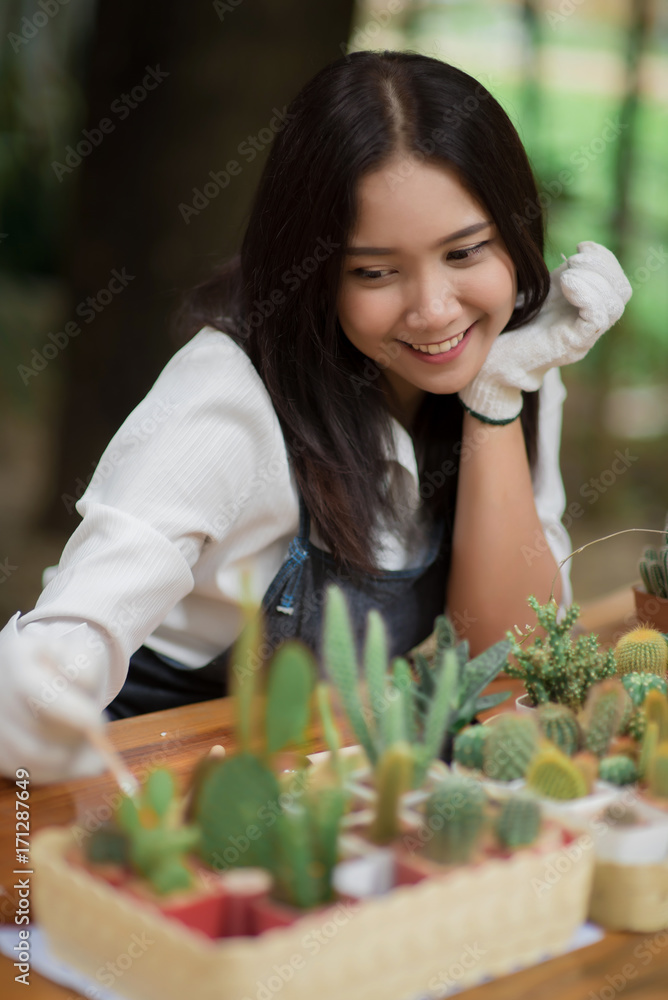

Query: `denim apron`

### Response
(105, 494, 450, 720)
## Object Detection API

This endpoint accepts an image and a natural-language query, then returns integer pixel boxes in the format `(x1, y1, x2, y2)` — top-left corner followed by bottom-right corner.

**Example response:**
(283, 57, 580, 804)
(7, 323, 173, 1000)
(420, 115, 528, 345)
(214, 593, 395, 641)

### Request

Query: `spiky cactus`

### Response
(580, 679, 631, 758)
(453, 726, 489, 771)
(526, 745, 588, 800)
(638, 519, 668, 598)
(424, 776, 487, 864)
(536, 703, 580, 756)
(482, 713, 540, 781)
(495, 793, 541, 849)
(647, 742, 668, 800)
(622, 671, 668, 706)
(599, 755, 638, 786)
(505, 597, 617, 711)
(614, 626, 668, 677)
(322, 585, 511, 789)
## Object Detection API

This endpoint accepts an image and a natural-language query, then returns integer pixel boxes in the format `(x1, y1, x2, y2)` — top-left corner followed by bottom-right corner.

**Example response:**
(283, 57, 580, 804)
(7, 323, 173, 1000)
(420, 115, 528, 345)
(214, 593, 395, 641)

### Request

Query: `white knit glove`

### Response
(458, 241, 632, 424)
(0, 614, 108, 784)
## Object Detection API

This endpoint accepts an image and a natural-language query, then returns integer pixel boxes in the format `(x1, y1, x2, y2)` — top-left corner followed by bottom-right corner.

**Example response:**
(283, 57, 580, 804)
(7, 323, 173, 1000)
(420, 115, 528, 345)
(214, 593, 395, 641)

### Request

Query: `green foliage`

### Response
(536, 702, 581, 756)
(495, 794, 541, 849)
(505, 597, 617, 711)
(424, 775, 487, 865)
(599, 755, 638, 786)
(580, 679, 631, 758)
(482, 713, 541, 781)
(526, 745, 589, 800)
(614, 626, 668, 677)
(453, 726, 489, 771)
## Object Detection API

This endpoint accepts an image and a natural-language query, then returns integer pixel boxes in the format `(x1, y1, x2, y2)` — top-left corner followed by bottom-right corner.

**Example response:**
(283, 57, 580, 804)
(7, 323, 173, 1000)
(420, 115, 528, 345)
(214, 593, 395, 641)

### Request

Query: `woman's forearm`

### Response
(446, 411, 562, 656)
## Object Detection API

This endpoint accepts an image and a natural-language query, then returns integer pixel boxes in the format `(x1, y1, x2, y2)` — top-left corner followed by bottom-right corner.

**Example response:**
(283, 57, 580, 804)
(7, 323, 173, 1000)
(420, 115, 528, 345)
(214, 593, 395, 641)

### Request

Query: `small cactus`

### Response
(526, 744, 588, 800)
(599, 755, 638, 786)
(644, 689, 668, 742)
(482, 713, 541, 781)
(622, 672, 668, 707)
(647, 742, 668, 800)
(536, 703, 580, 756)
(624, 707, 647, 742)
(453, 726, 489, 771)
(571, 751, 599, 793)
(638, 720, 660, 781)
(368, 742, 414, 845)
(424, 776, 487, 864)
(580, 679, 631, 758)
(638, 522, 668, 599)
(495, 794, 541, 849)
(614, 626, 668, 677)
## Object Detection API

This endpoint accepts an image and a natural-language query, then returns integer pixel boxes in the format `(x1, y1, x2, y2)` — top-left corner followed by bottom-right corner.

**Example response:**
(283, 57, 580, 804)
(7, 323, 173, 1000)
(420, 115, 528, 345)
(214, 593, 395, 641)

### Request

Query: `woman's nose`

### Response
(404, 279, 464, 335)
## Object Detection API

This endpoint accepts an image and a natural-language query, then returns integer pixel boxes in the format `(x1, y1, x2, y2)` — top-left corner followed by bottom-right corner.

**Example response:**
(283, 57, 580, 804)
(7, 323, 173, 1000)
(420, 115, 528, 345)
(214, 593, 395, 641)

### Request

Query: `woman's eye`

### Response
(353, 267, 390, 281)
(447, 241, 490, 262)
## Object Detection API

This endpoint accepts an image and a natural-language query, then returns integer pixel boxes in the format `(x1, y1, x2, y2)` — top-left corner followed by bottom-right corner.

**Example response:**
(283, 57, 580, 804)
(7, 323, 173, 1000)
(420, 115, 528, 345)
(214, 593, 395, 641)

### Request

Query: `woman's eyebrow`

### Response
(344, 220, 493, 256)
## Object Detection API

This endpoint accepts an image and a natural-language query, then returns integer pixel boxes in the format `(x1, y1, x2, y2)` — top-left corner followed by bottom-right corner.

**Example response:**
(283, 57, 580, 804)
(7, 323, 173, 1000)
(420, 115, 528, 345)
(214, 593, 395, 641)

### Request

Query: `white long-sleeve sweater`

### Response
(1, 327, 572, 708)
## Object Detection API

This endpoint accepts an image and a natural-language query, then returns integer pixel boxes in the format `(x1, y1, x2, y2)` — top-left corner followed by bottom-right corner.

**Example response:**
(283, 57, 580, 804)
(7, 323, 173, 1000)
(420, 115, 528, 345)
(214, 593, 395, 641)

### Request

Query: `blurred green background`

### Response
(0, 0, 666, 627)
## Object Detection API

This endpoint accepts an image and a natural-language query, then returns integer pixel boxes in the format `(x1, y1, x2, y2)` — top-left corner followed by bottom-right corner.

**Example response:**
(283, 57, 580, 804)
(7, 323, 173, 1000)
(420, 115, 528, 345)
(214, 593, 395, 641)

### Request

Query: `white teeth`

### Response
(409, 330, 466, 354)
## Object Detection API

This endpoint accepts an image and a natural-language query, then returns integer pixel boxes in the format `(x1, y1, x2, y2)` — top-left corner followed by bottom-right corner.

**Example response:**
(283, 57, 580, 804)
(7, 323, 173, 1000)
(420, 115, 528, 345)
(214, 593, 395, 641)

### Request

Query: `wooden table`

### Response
(2, 669, 667, 999)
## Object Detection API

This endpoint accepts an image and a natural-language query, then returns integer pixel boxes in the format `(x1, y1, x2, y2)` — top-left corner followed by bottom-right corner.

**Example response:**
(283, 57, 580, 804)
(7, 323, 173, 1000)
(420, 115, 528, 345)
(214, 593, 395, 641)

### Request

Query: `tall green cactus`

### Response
(580, 678, 631, 758)
(647, 742, 668, 800)
(482, 713, 541, 781)
(368, 742, 414, 845)
(424, 776, 487, 864)
(536, 703, 581, 756)
(644, 689, 668, 742)
(322, 584, 510, 788)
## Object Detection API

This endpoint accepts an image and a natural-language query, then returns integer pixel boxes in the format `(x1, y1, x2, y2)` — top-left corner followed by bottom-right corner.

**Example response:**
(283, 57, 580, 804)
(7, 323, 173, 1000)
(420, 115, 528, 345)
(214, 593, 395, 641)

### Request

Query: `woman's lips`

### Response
(399, 323, 475, 364)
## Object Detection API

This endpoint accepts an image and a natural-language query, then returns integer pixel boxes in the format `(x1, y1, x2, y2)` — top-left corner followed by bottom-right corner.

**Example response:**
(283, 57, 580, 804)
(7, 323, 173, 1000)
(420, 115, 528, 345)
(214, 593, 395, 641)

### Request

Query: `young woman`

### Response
(0, 51, 630, 782)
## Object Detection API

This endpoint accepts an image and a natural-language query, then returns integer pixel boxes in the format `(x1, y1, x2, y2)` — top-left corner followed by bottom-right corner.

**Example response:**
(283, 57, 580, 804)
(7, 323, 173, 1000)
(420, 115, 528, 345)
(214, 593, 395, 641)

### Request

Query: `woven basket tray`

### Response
(32, 825, 594, 1000)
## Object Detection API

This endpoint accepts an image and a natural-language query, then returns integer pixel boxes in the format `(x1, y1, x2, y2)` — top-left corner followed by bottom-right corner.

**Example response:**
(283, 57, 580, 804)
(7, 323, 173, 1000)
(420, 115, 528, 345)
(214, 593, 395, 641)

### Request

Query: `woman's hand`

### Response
(458, 241, 632, 424)
(0, 615, 108, 783)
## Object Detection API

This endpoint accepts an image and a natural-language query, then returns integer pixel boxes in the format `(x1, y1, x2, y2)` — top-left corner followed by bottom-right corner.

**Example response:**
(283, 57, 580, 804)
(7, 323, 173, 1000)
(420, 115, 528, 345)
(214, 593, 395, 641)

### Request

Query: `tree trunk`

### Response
(46, 0, 355, 530)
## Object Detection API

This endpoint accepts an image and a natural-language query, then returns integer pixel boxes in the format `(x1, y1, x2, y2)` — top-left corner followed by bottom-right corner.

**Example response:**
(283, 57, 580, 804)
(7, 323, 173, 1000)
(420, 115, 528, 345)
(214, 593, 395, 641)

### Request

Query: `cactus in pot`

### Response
(321, 585, 512, 807)
(482, 713, 541, 781)
(579, 678, 632, 758)
(638, 522, 668, 600)
(646, 742, 668, 801)
(536, 703, 581, 756)
(614, 626, 668, 677)
(599, 755, 638, 786)
(423, 775, 487, 864)
(505, 597, 617, 711)
(526, 744, 589, 800)
(453, 725, 489, 771)
(495, 793, 541, 849)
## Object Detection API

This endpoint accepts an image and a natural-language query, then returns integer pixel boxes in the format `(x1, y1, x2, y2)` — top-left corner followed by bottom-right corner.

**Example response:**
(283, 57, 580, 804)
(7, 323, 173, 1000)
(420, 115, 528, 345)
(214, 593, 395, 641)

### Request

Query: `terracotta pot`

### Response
(633, 585, 668, 632)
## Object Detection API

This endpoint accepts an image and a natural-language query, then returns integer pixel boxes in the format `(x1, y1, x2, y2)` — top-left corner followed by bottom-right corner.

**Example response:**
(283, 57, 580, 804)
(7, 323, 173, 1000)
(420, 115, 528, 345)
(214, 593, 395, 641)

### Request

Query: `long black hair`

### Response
(179, 51, 550, 573)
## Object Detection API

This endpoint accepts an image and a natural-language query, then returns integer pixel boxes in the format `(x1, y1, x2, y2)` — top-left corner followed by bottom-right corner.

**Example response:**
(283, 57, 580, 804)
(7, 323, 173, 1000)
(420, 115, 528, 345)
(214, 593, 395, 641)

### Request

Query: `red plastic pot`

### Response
(633, 585, 668, 633)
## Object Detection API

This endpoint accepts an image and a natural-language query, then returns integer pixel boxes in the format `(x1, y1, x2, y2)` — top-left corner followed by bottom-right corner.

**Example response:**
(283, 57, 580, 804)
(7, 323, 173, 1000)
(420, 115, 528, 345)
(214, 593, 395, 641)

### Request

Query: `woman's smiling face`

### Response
(337, 155, 518, 424)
